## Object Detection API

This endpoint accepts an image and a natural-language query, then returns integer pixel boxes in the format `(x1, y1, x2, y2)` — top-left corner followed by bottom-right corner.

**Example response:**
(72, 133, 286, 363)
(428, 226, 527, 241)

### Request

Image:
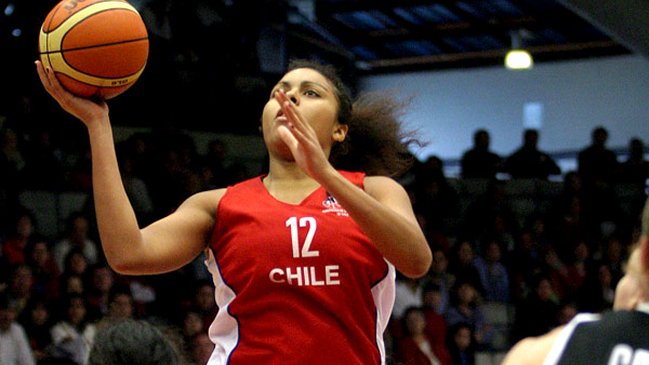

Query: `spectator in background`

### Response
(6, 265, 34, 318)
(395, 306, 450, 365)
(617, 137, 649, 222)
(50, 294, 96, 365)
(189, 332, 214, 365)
(618, 137, 649, 186)
(421, 283, 450, 356)
(578, 263, 615, 313)
(53, 213, 99, 272)
(461, 129, 502, 179)
(393, 274, 423, 321)
(25, 237, 60, 300)
(444, 281, 490, 349)
(446, 322, 475, 365)
(21, 127, 65, 191)
(448, 240, 483, 295)
(426, 248, 455, 315)
(512, 275, 560, 342)
(411, 156, 460, 238)
(473, 239, 510, 303)
(578, 126, 618, 188)
(0, 294, 36, 365)
(18, 297, 53, 362)
(94, 287, 136, 333)
(117, 146, 155, 226)
(504, 129, 561, 180)
(85, 265, 115, 321)
(2, 210, 37, 266)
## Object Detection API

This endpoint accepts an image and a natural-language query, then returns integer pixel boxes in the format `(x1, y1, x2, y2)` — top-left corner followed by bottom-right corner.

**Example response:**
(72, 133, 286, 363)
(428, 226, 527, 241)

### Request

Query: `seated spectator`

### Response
(421, 283, 450, 353)
(448, 240, 483, 295)
(6, 264, 34, 318)
(2, 210, 37, 266)
(88, 319, 181, 365)
(181, 310, 204, 340)
(189, 332, 214, 365)
(446, 322, 475, 365)
(395, 306, 450, 365)
(185, 280, 217, 332)
(18, 297, 53, 362)
(25, 237, 60, 300)
(425, 248, 455, 315)
(444, 281, 491, 349)
(0, 293, 36, 365)
(473, 239, 510, 303)
(512, 275, 560, 342)
(504, 129, 561, 179)
(53, 213, 99, 272)
(578, 263, 615, 313)
(85, 265, 115, 321)
(461, 129, 503, 179)
(50, 294, 96, 365)
(393, 274, 423, 320)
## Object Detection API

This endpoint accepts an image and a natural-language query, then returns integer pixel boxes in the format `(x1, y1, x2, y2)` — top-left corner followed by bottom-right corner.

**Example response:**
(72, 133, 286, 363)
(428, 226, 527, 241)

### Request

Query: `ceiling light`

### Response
(505, 49, 533, 69)
(505, 30, 533, 70)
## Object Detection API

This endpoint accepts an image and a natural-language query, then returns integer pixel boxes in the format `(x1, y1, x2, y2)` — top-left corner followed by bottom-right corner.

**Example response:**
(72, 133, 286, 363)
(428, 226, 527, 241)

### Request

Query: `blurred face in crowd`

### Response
(454, 326, 472, 351)
(110, 293, 134, 320)
(404, 309, 426, 336)
(0, 307, 16, 332)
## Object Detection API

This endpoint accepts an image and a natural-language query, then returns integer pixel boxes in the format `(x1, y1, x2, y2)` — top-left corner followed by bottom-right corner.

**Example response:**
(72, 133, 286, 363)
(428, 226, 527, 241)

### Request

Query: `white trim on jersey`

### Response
(371, 261, 396, 365)
(637, 302, 649, 315)
(204, 248, 239, 365)
(542, 313, 601, 365)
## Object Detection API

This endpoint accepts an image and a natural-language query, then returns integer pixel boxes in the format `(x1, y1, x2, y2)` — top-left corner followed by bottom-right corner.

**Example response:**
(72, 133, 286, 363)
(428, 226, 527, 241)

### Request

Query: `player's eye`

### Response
(304, 89, 320, 97)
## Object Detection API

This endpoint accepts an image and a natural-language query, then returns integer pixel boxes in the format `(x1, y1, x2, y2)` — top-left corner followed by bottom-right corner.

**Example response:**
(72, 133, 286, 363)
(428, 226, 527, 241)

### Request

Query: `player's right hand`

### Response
(35, 60, 109, 127)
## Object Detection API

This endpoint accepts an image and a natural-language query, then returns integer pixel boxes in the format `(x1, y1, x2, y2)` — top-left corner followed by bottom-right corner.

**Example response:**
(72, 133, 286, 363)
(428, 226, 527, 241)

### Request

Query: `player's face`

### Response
(614, 244, 646, 310)
(261, 68, 345, 159)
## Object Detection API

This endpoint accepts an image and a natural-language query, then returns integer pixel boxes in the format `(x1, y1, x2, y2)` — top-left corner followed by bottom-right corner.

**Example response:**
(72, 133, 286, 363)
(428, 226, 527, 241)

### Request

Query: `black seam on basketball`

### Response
(39, 37, 148, 55)
(45, 5, 140, 33)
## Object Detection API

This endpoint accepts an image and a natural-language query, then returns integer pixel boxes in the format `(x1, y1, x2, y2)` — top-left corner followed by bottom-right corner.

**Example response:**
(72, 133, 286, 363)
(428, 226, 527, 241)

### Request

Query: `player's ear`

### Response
(641, 198, 649, 271)
(333, 123, 348, 143)
(639, 237, 649, 273)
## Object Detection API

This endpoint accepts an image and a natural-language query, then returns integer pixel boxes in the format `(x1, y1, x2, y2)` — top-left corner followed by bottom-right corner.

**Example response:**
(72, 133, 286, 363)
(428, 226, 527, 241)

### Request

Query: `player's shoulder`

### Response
(181, 188, 227, 213)
(364, 175, 406, 196)
(502, 326, 566, 365)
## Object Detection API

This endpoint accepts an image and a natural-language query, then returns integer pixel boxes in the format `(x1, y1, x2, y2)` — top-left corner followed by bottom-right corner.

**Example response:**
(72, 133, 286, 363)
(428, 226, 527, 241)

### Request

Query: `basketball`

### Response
(39, 0, 149, 100)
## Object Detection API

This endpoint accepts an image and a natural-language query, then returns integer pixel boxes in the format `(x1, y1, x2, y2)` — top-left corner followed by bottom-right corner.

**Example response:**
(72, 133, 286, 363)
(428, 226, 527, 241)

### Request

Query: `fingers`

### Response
(274, 90, 310, 142)
(35, 60, 67, 101)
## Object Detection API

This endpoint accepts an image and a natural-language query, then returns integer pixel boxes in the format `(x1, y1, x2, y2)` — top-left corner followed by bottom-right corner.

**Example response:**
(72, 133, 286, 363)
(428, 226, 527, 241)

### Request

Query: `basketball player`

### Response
(502, 197, 649, 365)
(35, 59, 432, 364)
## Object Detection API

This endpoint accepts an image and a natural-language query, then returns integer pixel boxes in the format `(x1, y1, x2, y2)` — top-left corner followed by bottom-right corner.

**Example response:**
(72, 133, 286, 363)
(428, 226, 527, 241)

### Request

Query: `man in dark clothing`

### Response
(504, 129, 560, 179)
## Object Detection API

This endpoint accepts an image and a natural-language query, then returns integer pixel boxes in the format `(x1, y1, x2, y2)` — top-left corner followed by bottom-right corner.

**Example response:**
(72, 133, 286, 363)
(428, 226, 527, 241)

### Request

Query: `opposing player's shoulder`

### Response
(502, 326, 565, 365)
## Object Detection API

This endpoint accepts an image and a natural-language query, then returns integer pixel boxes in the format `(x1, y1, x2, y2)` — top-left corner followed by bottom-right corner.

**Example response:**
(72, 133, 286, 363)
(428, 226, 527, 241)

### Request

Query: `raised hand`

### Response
(35, 60, 109, 127)
(274, 89, 335, 181)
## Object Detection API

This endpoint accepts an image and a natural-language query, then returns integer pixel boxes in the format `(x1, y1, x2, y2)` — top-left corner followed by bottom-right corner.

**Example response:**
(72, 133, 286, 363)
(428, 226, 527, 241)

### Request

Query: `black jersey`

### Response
(543, 308, 649, 365)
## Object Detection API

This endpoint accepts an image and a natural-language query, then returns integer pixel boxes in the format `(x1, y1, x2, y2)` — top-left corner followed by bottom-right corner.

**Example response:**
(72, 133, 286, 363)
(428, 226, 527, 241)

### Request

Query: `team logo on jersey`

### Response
(322, 194, 348, 216)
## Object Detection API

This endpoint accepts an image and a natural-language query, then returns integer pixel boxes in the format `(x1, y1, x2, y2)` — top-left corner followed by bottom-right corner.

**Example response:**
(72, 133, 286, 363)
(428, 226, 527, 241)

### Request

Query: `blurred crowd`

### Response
(0, 122, 648, 365)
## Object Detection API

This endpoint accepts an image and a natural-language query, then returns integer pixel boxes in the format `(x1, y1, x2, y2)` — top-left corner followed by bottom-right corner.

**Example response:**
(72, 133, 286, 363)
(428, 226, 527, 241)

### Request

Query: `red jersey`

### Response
(204, 171, 395, 365)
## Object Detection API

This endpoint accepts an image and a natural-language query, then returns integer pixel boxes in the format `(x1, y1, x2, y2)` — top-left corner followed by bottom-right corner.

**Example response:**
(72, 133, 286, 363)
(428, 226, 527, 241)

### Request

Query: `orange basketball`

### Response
(39, 0, 149, 100)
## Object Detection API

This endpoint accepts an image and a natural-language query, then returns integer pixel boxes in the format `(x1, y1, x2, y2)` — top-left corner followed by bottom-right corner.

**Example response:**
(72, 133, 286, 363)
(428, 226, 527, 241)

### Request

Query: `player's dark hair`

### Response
(287, 59, 421, 177)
